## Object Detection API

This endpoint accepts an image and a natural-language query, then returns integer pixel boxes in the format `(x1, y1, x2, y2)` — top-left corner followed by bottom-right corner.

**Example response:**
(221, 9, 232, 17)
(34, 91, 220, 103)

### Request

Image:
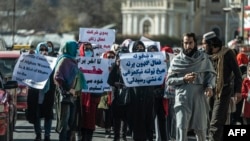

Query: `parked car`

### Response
(0, 73, 18, 141)
(0, 51, 28, 112)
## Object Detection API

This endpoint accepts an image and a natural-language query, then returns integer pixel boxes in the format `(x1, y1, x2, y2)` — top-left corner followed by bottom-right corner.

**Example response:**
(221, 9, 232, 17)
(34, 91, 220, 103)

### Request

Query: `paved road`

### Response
(14, 113, 198, 141)
(13, 119, 132, 141)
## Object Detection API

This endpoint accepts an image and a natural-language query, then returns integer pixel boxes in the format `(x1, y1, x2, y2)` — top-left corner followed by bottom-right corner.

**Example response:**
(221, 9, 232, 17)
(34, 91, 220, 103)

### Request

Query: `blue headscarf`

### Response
(35, 42, 48, 54)
(35, 42, 50, 102)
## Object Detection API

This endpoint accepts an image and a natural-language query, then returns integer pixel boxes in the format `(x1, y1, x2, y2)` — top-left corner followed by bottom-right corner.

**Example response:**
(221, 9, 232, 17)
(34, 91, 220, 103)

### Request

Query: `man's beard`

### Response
(183, 47, 197, 57)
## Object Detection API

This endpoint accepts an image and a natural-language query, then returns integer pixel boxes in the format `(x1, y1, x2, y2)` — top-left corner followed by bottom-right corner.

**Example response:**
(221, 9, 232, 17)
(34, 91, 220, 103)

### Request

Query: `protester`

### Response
(241, 65, 250, 125)
(108, 46, 130, 141)
(79, 42, 102, 141)
(161, 46, 176, 141)
(47, 41, 57, 57)
(96, 50, 116, 138)
(54, 41, 87, 141)
(128, 40, 155, 141)
(231, 46, 249, 125)
(147, 45, 167, 141)
(202, 31, 243, 141)
(166, 33, 216, 141)
(26, 42, 56, 141)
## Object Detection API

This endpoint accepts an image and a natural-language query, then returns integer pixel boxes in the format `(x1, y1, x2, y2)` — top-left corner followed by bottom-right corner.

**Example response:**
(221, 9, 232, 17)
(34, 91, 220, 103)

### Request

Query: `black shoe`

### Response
(34, 134, 41, 141)
(44, 136, 50, 141)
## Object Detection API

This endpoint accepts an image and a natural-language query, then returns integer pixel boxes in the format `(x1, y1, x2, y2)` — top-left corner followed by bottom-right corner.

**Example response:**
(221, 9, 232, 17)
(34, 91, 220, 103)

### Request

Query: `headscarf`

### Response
(58, 41, 78, 59)
(35, 42, 48, 54)
(132, 40, 146, 52)
(79, 42, 93, 57)
(102, 50, 116, 59)
(147, 45, 159, 52)
(35, 42, 50, 103)
(54, 41, 87, 91)
(161, 46, 174, 53)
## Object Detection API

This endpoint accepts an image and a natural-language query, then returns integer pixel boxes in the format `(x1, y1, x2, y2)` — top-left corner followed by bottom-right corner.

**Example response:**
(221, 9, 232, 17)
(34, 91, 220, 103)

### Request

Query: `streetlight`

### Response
(240, 0, 245, 43)
(223, 7, 231, 45)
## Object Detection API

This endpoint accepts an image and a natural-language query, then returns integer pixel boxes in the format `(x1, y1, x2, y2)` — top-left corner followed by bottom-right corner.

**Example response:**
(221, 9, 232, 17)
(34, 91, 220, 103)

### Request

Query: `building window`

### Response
(143, 20, 151, 35)
(212, 0, 220, 2)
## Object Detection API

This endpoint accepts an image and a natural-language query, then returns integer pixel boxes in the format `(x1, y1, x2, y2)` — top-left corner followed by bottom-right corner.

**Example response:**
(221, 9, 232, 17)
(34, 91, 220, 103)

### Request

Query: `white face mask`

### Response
(48, 47, 52, 53)
(85, 51, 93, 57)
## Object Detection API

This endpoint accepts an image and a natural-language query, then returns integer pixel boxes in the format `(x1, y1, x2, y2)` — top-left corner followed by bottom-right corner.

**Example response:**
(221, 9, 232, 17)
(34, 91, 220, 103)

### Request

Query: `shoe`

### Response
(44, 136, 50, 141)
(34, 134, 41, 141)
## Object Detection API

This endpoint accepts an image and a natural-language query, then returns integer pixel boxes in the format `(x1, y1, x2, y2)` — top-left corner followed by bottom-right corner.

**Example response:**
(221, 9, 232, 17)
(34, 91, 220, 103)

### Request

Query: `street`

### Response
(13, 113, 198, 141)
(14, 120, 122, 141)
(13, 117, 131, 141)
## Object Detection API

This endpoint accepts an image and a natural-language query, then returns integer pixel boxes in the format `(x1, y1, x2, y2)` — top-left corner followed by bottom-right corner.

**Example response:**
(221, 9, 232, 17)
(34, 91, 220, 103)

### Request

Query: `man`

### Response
(202, 31, 243, 141)
(167, 33, 216, 141)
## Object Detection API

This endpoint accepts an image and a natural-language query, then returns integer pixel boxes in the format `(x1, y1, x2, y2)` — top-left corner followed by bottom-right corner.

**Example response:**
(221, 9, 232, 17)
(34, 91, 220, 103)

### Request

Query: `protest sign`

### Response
(12, 53, 57, 89)
(77, 56, 114, 93)
(119, 52, 166, 87)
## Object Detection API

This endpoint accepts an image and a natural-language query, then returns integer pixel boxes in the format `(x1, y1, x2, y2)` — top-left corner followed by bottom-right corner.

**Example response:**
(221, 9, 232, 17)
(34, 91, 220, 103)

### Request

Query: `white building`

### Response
(121, 0, 194, 38)
(121, 0, 249, 42)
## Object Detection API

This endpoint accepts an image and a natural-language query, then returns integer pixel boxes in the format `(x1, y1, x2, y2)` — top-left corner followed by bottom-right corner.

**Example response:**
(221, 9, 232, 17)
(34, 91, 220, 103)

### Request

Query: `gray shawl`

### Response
(168, 50, 216, 76)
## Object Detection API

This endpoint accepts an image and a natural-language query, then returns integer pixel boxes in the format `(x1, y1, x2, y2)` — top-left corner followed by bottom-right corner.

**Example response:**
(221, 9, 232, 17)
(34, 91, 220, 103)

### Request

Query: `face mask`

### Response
(48, 47, 52, 53)
(85, 51, 93, 57)
(76, 50, 80, 56)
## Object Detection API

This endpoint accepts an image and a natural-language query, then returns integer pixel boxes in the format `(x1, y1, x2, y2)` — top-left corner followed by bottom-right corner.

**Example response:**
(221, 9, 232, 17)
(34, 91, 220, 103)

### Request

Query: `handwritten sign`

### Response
(77, 56, 114, 93)
(119, 52, 167, 87)
(12, 53, 57, 89)
(79, 28, 115, 51)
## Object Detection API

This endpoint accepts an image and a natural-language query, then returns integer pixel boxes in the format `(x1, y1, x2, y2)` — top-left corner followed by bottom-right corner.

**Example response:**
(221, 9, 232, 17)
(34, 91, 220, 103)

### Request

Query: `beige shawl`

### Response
(210, 47, 231, 98)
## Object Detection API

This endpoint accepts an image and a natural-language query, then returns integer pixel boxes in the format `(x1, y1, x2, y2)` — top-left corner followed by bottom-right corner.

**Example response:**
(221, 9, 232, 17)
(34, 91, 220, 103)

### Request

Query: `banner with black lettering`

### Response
(12, 53, 57, 89)
(119, 52, 167, 87)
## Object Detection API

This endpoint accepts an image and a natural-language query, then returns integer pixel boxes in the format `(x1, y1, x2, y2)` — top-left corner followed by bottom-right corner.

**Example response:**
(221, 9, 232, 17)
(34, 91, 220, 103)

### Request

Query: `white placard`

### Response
(119, 52, 167, 87)
(12, 53, 57, 89)
(77, 56, 114, 93)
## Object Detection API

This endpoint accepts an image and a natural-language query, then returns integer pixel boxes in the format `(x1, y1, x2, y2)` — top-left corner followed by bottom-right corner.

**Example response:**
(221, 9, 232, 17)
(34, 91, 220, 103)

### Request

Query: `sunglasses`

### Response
(40, 48, 48, 51)
(107, 56, 115, 59)
(85, 48, 92, 51)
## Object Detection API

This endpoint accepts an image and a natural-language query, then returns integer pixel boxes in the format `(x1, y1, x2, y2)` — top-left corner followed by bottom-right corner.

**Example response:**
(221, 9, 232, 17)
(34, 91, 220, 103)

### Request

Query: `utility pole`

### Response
(223, 0, 230, 46)
(241, 0, 245, 43)
(12, 0, 16, 48)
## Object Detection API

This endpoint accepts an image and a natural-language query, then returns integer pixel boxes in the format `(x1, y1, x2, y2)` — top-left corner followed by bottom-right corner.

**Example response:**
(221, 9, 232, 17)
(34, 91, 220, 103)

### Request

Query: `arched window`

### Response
(143, 20, 151, 35)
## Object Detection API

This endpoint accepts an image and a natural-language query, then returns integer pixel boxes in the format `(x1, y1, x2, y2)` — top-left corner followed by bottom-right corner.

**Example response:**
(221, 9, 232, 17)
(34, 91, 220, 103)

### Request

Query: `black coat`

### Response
(26, 72, 56, 124)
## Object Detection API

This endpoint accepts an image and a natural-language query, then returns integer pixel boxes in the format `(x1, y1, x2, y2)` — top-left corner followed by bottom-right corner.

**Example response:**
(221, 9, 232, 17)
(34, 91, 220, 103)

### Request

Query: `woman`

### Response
(79, 42, 102, 141)
(26, 42, 56, 141)
(54, 41, 87, 141)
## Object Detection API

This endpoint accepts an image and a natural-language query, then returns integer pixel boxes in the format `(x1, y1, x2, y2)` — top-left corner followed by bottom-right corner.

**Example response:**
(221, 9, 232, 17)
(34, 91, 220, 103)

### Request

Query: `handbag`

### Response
(57, 86, 74, 104)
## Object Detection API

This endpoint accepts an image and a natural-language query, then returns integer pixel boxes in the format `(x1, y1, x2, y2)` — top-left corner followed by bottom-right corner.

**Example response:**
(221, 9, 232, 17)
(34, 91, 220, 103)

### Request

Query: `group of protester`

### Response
(23, 30, 250, 141)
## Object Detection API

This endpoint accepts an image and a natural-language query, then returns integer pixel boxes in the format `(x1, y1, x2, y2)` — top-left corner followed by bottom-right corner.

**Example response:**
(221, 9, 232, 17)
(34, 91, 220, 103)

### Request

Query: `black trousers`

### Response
(112, 102, 129, 140)
(208, 86, 232, 141)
